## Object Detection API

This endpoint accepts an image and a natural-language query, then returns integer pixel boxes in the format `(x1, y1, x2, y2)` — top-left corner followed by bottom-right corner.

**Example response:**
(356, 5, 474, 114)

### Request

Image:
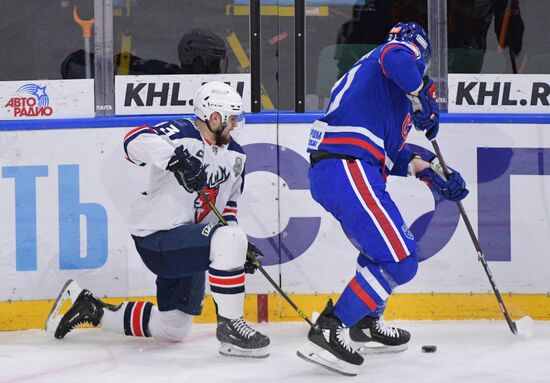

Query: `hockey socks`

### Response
(209, 266, 270, 357)
(334, 263, 394, 327)
(208, 267, 245, 319)
(102, 301, 153, 337)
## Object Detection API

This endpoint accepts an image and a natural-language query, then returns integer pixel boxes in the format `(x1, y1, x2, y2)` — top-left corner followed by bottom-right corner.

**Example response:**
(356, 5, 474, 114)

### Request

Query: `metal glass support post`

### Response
(250, 0, 261, 112)
(428, 0, 448, 111)
(294, 0, 305, 112)
(93, 0, 115, 117)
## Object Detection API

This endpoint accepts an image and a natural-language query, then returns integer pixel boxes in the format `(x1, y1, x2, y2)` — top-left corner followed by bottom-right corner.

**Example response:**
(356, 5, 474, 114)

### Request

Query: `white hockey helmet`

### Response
(193, 81, 245, 129)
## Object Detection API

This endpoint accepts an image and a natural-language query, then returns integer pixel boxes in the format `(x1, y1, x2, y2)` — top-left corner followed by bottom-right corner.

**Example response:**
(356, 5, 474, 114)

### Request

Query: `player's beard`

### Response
(214, 125, 231, 145)
(215, 134, 230, 145)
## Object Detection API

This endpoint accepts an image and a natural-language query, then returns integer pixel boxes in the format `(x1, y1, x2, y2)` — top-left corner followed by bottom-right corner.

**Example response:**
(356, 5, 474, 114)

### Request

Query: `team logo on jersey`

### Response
(399, 113, 414, 151)
(194, 166, 231, 222)
(207, 166, 230, 187)
(401, 223, 415, 240)
(195, 187, 220, 223)
(233, 157, 243, 177)
(307, 122, 326, 151)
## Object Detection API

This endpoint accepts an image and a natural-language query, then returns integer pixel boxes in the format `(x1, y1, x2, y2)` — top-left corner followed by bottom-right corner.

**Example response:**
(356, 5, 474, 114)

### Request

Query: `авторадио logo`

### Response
(4, 84, 53, 117)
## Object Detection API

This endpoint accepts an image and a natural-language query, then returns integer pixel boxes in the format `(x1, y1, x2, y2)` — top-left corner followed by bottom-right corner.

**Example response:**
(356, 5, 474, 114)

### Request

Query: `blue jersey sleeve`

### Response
(380, 44, 423, 94)
(390, 147, 414, 177)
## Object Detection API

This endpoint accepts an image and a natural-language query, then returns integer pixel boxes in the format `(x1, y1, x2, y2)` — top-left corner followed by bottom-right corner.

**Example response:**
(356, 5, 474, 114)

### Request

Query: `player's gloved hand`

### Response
(245, 242, 263, 274)
(166, 146, 207, 193)
(416, 156, 469, 201)
(411, 79, 439, 140)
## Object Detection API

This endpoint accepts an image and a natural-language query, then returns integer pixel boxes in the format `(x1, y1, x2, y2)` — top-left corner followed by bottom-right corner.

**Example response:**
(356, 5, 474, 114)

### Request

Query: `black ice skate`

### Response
(296, 299, 364, 377)
(216, 316, 270, 358)
(45, 279, 119, 339)
(349, 315, 410, 354)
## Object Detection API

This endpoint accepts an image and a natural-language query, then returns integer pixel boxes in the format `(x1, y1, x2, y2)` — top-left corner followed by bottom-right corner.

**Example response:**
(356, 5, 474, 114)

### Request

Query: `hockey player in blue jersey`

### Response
(297, 22, 469, 376)
(46, 81, 270, 358)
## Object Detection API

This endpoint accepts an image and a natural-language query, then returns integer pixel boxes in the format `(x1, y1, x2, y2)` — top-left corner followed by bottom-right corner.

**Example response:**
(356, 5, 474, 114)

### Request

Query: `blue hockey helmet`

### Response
(387, 22, 431, 66)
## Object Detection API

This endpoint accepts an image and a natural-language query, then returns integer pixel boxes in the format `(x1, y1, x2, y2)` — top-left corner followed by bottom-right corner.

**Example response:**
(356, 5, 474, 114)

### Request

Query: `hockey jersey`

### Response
(123, 118, 246, 236)
(307, 40, 427, 178)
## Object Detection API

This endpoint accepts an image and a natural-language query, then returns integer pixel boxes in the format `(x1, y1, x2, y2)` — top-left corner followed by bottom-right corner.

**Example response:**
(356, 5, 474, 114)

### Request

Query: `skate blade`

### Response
(45, 279, 82, 334)
(219, 343, 270, 359)
(354, 341, 408, 355)
(296, 341, 360, 377)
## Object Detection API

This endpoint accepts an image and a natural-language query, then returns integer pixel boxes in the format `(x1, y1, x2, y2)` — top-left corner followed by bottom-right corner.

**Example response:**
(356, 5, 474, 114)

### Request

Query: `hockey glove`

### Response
(245, 242, 264, 274)
(416, 156, 469, 202)
(410, 79, 439, 140)
(166, 146, 207, 193)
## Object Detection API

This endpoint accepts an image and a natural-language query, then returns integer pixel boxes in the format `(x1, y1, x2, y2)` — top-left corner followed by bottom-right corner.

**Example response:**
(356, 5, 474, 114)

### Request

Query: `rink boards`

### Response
(1, 116, 550, 329)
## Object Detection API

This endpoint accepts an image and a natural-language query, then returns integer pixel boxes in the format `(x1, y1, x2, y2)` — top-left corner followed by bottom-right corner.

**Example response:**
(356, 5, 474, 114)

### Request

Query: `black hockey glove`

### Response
(166, 146, 207, 193)
(410, 79, 439, 141)
(416, 156, 469, 202)
(245, 242, 264, 274)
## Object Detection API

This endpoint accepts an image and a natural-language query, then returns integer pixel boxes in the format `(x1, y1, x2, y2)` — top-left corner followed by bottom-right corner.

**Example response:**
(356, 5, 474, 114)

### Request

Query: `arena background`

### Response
(1, 0, 549, 330)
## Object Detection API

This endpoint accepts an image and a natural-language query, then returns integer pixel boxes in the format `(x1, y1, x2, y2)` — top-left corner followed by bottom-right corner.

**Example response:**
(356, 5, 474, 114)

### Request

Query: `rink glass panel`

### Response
(111, 0, 249, 77)
(0, 1, 97, 81)
(447, 0, 550, 75)
(0, 1, 249, 80)
(306, 0, 428, 110)
(2, 1, 550, 112)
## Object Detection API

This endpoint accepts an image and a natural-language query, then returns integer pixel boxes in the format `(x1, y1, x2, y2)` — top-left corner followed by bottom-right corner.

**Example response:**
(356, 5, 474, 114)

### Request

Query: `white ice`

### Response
(1, 320, 549, 383)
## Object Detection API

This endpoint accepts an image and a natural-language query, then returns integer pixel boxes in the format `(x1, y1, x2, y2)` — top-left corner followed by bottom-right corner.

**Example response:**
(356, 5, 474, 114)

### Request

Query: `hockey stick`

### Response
(431, 140, 533, 336)
(197, 190, 315, 327)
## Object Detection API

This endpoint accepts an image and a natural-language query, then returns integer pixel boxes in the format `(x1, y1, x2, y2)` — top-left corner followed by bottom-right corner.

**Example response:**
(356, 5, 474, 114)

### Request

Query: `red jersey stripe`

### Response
(321, 137, 385, 163)
(379, 43, 416, 77)
(124, 125, 155, 141)
(347, 161, 408, 261)
(349, 278, 377, 311)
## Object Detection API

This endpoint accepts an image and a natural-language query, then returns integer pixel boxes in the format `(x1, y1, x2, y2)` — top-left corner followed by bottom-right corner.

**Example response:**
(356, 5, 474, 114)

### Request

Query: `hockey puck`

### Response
(421, 345, 437, 353)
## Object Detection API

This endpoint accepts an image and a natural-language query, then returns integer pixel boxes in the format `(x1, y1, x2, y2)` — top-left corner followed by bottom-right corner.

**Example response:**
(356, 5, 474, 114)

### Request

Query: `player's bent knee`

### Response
(383, 253, 418, 286)
(209, 226, 247, 270)
(148, 308, 193, 342)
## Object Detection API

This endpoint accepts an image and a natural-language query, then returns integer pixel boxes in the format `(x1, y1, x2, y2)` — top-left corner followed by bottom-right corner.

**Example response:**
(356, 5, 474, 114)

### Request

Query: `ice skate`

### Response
(45, 280, 119, 339)
(296, 299, 364, 377)
(216, 316, 270, 358)
(350, 315, 410, 354)
(45, 279, 83, 334)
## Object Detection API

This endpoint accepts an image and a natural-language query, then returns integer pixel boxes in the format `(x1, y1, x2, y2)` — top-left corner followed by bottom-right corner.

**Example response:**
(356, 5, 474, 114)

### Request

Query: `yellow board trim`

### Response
(226, 5, 329, 17)
(2, 293, 548, 331)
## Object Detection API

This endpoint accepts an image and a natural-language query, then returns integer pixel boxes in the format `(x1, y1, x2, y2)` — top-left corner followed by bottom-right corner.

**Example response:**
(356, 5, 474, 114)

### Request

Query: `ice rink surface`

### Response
(1, 320, 549, 383)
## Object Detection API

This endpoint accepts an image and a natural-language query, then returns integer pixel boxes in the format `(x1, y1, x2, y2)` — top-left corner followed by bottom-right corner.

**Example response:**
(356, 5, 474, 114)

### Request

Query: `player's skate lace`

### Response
(336, 326, 354, 352)
(374, 317, 400, 338)
(231, 318, 257, 338)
